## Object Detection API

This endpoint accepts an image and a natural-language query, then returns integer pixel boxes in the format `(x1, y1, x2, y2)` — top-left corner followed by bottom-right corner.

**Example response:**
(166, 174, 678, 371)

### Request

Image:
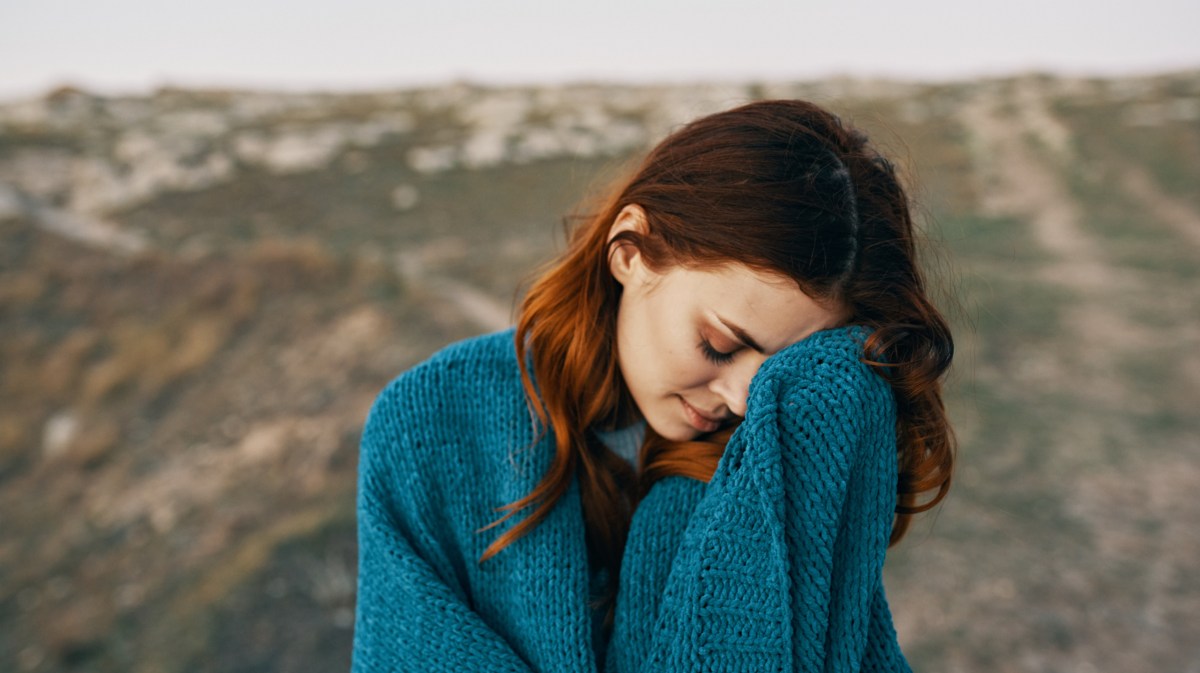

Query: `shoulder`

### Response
(387, 328, 520, 398)
(360, 328, 532, 477)
(358, 330, 538, 581)
(368, 328, 522, 425)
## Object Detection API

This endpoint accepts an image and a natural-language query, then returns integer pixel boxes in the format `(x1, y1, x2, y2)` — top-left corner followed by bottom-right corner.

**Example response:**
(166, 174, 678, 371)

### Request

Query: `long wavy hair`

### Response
(479, 99, 955, 630)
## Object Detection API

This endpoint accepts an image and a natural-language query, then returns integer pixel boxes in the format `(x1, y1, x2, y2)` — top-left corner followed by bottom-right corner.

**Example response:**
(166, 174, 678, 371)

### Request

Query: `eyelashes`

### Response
(699, 337, 736, 365)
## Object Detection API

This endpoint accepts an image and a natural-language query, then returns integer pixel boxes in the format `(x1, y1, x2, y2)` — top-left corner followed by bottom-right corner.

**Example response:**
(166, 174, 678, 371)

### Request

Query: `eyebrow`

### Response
(716, 316, 765, 354)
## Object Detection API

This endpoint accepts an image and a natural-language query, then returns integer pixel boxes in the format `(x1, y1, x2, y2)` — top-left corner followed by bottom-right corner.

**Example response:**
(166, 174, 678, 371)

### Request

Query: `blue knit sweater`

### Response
(352, 327, 912, 672)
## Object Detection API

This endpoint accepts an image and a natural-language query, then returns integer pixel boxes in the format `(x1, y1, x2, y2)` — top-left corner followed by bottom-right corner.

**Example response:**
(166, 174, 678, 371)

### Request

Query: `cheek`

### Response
(623, 289, 711, 393)
(656, 334, 714, 390)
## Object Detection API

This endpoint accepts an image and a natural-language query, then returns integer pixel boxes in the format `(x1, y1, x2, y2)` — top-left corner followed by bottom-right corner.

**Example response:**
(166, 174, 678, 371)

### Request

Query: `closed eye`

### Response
(699, 337, 735, 365)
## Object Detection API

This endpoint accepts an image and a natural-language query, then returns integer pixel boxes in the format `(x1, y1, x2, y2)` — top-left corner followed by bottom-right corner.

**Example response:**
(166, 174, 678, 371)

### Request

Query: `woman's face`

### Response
(608, 208, 845, 441)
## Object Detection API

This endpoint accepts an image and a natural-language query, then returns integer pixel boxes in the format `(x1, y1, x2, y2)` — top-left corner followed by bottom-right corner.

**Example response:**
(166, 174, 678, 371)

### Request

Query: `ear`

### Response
(607, 204, 648, 287)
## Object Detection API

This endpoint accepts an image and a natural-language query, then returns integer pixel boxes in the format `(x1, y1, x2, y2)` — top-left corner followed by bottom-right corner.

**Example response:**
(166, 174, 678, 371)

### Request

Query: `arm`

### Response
(352, 381, 533, 673)
(610, 327, 910, 673)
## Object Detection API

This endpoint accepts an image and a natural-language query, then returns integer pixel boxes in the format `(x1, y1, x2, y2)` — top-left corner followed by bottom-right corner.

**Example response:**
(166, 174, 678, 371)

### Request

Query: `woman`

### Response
(352, 99, 954, 672)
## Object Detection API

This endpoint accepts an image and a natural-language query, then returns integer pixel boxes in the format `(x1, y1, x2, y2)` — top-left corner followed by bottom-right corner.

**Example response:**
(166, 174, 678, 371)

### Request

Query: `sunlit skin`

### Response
(607, 205, 847, 442)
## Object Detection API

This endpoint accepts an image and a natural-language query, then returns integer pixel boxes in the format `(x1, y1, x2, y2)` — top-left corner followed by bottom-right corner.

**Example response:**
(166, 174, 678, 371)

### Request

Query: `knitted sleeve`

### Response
(609, 327, 911, 673)
(351, 379, 534, 673)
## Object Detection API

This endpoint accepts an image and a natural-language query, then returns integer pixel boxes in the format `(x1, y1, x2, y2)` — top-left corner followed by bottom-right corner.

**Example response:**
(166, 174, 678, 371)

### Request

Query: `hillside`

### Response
(1, 73, 1198, 672)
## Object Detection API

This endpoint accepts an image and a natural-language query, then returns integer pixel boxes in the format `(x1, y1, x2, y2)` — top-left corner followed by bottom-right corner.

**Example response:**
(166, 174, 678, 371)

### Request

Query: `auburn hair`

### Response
(478, 99, 955, 630)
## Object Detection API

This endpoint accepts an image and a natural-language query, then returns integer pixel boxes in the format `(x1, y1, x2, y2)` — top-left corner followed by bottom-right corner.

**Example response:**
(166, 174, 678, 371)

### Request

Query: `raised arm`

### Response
(608, 327, 911, 673)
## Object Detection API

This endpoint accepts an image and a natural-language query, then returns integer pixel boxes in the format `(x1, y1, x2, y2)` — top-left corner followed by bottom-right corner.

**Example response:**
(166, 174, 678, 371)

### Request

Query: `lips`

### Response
(680, 397, 722, 433)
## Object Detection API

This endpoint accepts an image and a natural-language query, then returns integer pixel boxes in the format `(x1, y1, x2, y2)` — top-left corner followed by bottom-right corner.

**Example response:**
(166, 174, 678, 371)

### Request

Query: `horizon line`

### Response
(4, 62, 1199, 104)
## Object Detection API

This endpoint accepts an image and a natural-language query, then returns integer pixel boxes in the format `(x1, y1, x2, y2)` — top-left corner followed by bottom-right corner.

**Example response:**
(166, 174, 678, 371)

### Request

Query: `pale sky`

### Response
(2, 0, 1198, 100)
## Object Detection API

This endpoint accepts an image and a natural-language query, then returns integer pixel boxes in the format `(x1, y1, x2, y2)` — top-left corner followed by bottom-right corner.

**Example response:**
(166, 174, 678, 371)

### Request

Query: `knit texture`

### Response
(352, 326, 912, 672)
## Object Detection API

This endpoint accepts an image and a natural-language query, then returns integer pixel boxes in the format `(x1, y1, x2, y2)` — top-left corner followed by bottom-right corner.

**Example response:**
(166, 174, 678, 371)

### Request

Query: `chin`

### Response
(647, 417, 699, 443)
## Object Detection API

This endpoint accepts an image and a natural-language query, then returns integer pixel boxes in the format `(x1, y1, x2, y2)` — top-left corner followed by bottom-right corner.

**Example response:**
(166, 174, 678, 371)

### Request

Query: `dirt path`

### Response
(884, 78, 1200, 670)
(961, 80, 1113, 290)
(958, 78, 1158, 404)
(1119, 166, 1200, 249)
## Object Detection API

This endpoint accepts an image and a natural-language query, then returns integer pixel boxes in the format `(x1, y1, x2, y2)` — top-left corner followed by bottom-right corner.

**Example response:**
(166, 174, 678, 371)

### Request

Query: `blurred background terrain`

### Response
(1, 72, 1198, 672)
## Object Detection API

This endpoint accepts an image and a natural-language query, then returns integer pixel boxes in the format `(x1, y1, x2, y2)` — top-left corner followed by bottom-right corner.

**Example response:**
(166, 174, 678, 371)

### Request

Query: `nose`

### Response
(709, 354, 765, 418)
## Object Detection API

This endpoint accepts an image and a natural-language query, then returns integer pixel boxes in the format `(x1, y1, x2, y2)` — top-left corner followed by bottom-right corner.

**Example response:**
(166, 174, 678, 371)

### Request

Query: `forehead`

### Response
(657, 264, 840, 351)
